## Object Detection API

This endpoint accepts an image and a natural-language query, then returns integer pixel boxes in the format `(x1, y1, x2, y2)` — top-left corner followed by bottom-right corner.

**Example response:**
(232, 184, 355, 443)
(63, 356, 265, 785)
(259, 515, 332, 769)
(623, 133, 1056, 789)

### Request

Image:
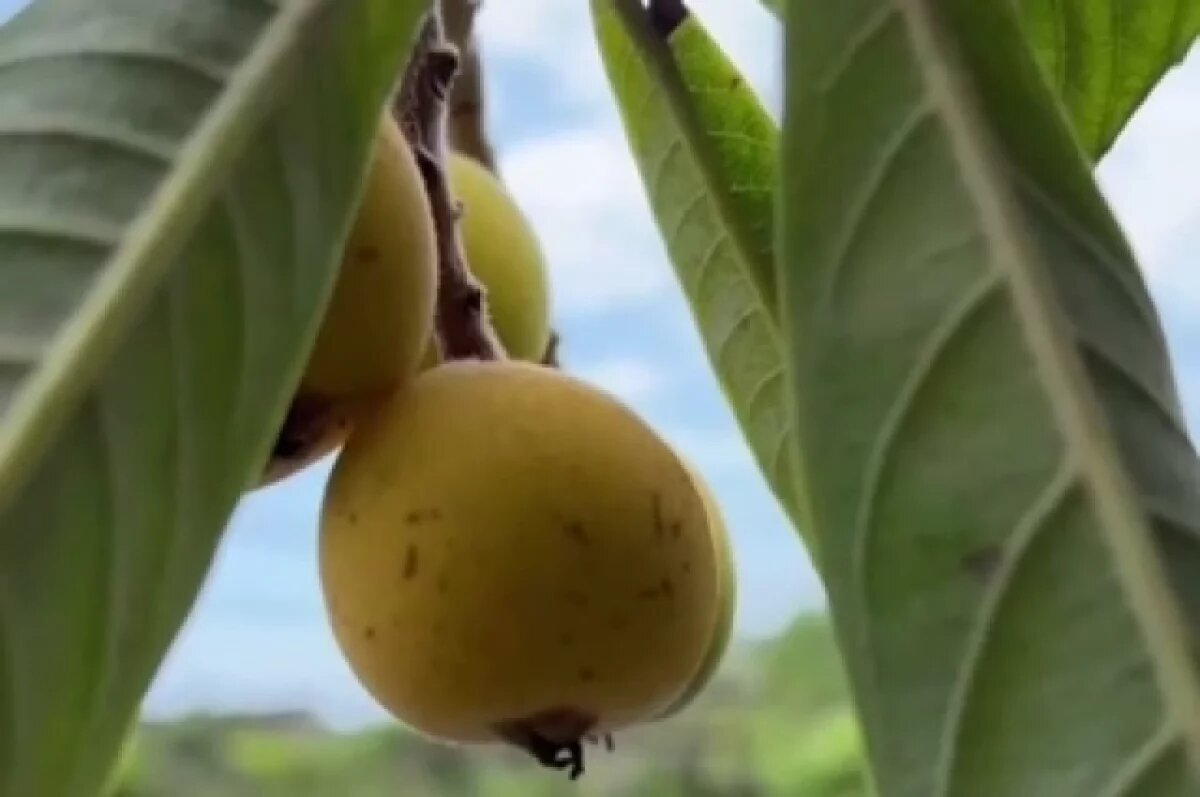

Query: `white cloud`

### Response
(1097, 46, 1200, 280)
(499, 126, 674, 313)
(477, 0, 611, 109)
(658, 426, 756, 474)
(576, 356, 672, 404)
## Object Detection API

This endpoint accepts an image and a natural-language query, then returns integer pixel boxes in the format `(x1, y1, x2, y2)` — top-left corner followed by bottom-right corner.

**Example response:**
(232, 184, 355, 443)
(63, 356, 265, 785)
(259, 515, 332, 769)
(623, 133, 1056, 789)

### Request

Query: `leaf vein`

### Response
(0, 120, 177, 165)
(1095, 722, 1177, 797)
(1074, 331, 1194, 446)
(852, 269, 1004, 703)
(818, 5, 899, 93)
(818, 100, 935, 313)
(932, 458, 1079, 797)
(1009, 165, 1159, 336)
(665, 192, 710, 251)
(0, 44, 231, 86)
(649, 137, 685, 208)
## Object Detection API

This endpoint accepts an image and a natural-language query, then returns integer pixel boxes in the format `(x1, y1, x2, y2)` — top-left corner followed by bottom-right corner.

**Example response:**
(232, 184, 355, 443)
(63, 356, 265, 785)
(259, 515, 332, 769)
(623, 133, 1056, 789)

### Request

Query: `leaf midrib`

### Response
(0, 0, 325, 510)
(898, 0, 1200, 770)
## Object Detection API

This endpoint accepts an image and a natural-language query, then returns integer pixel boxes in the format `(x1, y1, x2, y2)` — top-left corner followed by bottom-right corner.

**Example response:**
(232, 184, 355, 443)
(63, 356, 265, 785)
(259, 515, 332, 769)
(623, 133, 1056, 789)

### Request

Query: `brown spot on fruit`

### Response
(355, 245, 381, 263)
(364, 626, 376, 641)
(651, 492, 666, 539)
(404, 545, 419, 579)
(578, 667, 596, 682)
(405, 508, 444, 524)
(563, 521, 590, 546)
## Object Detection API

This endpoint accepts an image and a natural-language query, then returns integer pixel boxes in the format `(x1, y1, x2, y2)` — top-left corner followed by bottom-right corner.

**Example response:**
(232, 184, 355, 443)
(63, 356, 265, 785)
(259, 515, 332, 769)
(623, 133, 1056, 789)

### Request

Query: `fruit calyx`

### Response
(492, 707, 609, 780)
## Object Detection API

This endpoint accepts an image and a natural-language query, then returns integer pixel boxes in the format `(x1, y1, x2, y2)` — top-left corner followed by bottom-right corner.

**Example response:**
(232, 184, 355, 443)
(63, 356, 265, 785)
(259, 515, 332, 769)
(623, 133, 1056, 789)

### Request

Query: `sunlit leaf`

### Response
(763, 0, 1200, 158)
(592, 0, 809, 539)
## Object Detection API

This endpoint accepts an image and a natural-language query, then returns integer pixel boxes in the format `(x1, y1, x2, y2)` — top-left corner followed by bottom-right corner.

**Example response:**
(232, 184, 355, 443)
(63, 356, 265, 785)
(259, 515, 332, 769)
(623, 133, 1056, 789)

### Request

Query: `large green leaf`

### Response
(0, 0, 427, 794)
(762, 0, 1200, 158)
(780, 1, 1200, 795)
(591, 0, 809, 540)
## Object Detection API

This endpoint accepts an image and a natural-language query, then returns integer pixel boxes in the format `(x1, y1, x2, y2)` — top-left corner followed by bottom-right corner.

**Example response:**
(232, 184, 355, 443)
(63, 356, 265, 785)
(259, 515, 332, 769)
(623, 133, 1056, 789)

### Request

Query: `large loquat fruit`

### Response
(318, 361, 719, 775)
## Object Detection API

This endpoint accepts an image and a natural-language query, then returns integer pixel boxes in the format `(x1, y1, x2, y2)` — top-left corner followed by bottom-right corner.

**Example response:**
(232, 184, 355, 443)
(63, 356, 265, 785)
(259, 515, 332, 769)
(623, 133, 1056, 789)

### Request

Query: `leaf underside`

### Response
(0, 1, 426, 794)
(780, 1, 1200, 796)
(591, 0, 809, 539)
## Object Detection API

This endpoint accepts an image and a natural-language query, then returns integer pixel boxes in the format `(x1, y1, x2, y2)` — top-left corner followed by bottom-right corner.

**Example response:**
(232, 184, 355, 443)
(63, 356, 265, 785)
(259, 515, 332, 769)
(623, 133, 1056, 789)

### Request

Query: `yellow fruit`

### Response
(256, 114, 436, 487)
(422, 153, 550, 364)
(656, 466, 737, 719)
(302, 114, 437, 397)
(319, 361, 719, 773)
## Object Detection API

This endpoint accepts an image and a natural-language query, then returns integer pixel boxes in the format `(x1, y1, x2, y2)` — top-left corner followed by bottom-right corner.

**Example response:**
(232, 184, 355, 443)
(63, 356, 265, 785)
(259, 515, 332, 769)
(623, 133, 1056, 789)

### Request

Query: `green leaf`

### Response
(0, 0, 427, 794)
(780, 1, 1200, 795)
(762, 0, 1200, 158)
(591, 0, 810, 540)
(1017, 0, 1200, 158)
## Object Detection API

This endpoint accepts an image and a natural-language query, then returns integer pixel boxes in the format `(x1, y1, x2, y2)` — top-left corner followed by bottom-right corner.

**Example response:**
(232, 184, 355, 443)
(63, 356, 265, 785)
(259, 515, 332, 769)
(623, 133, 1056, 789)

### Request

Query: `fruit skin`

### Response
(422, 153, 550, 364)
(302, 114, 437, 397)
(256, 114, 436, 487)
(319, 361, 719, 745)
(655, 465, 737, 719)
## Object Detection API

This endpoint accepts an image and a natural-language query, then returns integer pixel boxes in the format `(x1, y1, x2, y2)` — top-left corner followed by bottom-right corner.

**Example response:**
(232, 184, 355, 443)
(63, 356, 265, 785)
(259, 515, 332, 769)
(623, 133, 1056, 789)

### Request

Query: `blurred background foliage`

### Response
(108, 612, 867, 796)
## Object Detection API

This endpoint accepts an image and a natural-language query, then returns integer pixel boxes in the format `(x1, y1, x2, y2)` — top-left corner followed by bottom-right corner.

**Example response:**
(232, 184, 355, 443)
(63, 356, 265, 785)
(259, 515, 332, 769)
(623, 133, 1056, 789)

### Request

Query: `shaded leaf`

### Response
(0, 0, 427, 794)
(780, 1, 1200, 795)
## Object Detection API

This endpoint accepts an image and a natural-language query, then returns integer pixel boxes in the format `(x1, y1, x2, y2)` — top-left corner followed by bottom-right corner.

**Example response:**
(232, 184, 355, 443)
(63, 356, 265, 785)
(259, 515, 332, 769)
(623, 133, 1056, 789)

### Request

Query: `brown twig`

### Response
(439, 1, 497, 169)
(394, 11, 505, 361)
(540, 330, 561, 368)
(648, 0, 689, 37)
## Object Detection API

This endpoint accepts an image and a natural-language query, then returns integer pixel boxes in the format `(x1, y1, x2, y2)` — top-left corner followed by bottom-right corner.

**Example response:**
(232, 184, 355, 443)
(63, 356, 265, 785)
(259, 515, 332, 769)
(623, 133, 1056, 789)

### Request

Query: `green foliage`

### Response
(0, 1, 427, 794)
(593, 0, 1200, 794)
(758, 0, 1200, 159)
(0, 0, 1195, 792)
(107, 617, 868, 797)
(1015, 0, 1200, 158)
(778, 0, 1200, 795)
(591, 0, 808, 541)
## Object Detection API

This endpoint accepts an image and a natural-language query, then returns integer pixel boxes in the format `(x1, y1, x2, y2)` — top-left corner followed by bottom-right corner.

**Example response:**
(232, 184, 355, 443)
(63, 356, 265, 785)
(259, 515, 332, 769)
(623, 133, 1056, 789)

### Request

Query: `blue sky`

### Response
(3, 0, 1200, 731)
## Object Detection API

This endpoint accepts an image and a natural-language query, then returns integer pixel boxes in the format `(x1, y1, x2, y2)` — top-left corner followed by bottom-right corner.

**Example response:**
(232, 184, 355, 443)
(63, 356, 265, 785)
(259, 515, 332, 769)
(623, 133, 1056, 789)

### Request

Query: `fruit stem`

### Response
(540, 330, 561, 368)
(440, 0, 497, 171)
(394, 11, 507, 362)
(647, 0, 689, 38)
